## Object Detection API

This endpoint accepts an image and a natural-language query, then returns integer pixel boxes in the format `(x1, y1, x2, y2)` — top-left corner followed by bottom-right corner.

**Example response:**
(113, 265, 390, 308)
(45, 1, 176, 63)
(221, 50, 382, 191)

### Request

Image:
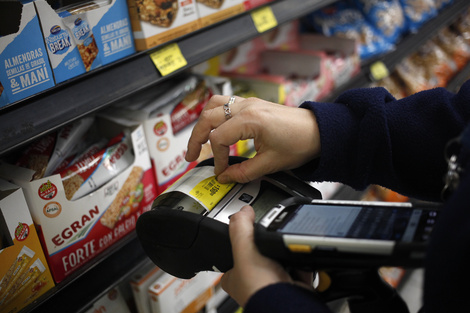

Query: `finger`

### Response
(228, 206, 256, 267)
(186, 95, 243, 162)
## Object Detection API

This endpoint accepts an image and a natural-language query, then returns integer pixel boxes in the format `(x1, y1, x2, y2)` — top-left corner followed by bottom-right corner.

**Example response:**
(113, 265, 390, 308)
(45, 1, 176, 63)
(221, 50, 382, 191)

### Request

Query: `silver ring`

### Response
(224, 96, 235, 120)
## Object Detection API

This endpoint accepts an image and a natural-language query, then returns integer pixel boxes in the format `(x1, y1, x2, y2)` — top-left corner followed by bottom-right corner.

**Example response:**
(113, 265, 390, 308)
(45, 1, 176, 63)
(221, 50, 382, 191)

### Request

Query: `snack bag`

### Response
(435, 0, 453, 11)
(433, 27, 470, 71)
(303, 1, 394, 60)
(394, 54, 434, 95)
(399, 0, 437, 33)
(411, 40, 457, 87)
(352, 0, 405, 45)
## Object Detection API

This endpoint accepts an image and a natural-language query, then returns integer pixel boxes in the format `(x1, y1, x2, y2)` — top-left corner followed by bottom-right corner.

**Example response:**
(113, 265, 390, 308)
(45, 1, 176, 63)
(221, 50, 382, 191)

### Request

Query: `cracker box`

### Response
(127, 0, 200, 51)
(34, 0, 136, 84)
(226, 49, 334, 106)
(84, 287, 132, 313)
(0, 123, 157, 283)
(196, 0, 245, 28)
(130, 263, 163, 313)
(148, 271, 222, 313)
(0, 1, 55, 108)
(299, 34, 360, 89)
(0, 179, 55, 313)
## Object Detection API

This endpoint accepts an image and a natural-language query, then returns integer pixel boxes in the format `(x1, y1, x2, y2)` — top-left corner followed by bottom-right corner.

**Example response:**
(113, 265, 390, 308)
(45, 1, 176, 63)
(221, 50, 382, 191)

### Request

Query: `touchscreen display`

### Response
(279, 204, 438, 242)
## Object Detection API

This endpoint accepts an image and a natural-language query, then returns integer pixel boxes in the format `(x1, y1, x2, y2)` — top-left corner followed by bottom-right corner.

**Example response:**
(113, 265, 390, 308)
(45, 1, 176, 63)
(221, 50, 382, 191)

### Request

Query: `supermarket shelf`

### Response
(0, 0, 338, 157)
(21, 232, 151, 313)
(447, 61, 470, 92)
(327, 0, 470, 100)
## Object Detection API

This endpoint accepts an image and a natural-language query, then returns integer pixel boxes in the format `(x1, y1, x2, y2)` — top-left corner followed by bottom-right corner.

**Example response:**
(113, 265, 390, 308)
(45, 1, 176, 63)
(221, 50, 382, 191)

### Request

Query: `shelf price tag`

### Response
(251, 6, 278, 33)
(369, 61, 390, 81)
(150, 43, 187, 76)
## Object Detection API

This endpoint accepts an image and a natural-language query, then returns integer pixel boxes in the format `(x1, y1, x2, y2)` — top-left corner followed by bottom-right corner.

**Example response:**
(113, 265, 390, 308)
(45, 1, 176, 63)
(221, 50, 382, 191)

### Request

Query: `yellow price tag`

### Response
(251, 6, 278, 33)
(189, 176, 235, 211)
(150, 43, 188, 76)
(370, 61, 389, 81)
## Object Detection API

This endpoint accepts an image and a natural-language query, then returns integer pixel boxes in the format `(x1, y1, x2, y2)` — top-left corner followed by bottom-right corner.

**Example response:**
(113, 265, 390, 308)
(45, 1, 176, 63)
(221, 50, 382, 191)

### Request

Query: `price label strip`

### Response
(162, 166, 236, 213)
(251, 6, 278, 33)
(370, 61, 390, 81)
(150, 43, 188, 76)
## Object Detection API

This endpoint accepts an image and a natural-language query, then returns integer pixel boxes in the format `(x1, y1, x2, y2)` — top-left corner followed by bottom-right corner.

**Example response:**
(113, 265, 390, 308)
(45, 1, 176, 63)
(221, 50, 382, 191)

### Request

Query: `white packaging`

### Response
(130, 263, 163, 313)
(148, 271, 222, 313)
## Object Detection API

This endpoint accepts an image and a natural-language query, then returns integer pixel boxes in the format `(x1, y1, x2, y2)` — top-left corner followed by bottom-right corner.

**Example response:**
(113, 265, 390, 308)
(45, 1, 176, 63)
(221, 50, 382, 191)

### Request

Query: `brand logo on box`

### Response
(15, 222, 30, 241)
(38, 180, 58, 200)
(43, 201, 62, 218)
(46, 25, 72, 55)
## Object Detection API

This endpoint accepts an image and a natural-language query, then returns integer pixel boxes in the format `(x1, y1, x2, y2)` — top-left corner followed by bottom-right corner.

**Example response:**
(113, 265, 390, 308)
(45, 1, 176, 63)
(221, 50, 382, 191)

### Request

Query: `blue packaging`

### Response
(35, 0, 136, 84)
(0, 1, 55, 108)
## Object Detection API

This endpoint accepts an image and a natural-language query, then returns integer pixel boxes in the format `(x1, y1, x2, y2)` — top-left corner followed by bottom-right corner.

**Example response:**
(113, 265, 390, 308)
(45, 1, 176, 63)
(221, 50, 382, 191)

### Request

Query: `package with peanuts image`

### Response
(0, 179, 55, 313)
(0, 120, 157, 283)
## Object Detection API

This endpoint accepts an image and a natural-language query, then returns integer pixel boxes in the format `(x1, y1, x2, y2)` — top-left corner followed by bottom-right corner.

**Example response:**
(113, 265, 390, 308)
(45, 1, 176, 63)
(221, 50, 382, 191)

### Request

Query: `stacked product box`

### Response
(226, 49, 334, 106)
(130, 263, 163, 313)
(0, 118, 157, 283)
(196, 0, 274, 28)
(0, 1, 55, 108)
(148, 271, 222, 313)
(219, 20, 300, 75)
(84, 287, 132, 313)
(100, 74, 238, 195)
(298, 34, 360, 89)
(127, 0, 201, 51)
(34, 0, 136, 84)
(0, 179, 55, 313)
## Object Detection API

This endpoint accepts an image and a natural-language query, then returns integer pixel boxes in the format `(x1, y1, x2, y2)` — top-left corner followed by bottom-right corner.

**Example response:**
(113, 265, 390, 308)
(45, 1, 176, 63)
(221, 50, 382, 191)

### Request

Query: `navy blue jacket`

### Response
(244, 80, 470, 313)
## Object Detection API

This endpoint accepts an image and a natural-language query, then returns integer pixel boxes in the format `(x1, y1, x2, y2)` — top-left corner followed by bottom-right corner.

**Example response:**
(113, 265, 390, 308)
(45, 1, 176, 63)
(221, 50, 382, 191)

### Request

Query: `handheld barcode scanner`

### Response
(136, 157, 322, 279)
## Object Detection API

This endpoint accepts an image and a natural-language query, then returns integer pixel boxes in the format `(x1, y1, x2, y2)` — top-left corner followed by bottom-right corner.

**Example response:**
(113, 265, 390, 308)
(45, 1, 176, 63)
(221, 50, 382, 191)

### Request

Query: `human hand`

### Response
(185, 95, 321, 183)
(220, 206, 294, 307)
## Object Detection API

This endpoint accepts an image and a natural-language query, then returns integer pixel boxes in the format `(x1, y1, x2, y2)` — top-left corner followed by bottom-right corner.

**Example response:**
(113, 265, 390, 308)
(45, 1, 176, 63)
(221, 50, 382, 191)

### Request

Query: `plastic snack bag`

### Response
(399, 0, 437, 33)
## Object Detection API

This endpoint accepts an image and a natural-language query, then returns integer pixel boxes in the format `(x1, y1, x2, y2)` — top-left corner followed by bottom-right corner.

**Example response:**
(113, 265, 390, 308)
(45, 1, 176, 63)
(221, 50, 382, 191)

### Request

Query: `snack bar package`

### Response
(127, 0, 200, 51)
(0, 120, 157, 283)
(35, 0, 136, 83)
(302, 1, 394, 60)
(0, 179, 55, 313)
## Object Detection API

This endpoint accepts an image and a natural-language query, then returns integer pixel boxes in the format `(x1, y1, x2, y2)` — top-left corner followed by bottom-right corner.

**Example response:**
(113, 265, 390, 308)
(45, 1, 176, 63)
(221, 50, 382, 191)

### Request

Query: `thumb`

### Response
(229, 206, 256, 266)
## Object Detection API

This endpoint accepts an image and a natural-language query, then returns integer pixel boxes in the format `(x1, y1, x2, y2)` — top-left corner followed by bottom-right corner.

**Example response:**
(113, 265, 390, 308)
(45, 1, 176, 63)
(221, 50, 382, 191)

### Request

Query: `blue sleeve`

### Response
(293, 80, 470, 201)
(244, 283, 332, 313)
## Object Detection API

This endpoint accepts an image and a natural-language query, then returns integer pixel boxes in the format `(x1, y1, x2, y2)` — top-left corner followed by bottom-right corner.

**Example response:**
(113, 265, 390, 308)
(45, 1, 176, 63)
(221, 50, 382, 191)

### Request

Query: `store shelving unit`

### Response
(10, 0, 470, 312)
(0, 0, 339, 158)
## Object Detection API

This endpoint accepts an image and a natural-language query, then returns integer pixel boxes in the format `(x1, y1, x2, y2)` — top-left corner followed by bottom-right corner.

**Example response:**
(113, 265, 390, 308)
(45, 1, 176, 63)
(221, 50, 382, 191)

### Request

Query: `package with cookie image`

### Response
(195, 0, 245, 28)
(34, 0, 136, 83)
(59, 4, 103, 72)
(0, 121, 157, 283)
(127, 0, 200, 50)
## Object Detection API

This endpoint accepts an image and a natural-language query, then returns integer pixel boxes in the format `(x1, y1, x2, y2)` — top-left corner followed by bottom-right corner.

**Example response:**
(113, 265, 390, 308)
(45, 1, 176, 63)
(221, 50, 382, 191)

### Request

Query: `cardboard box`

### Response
(299, 34, 360, 89)
(99, 74, 238, 195)
(0, 179, 55, 313)
(196, 0, 245, 28)
(148, 271, 222, 313)
(127, 0, 201, 51)
(0, 1, 55, 108)
(130, 263, 163, 313)
(0, 123, 157, 283)
(226, 49, 334, 106)
(34, 0, 136, 84)
(84, 287, 132, 313)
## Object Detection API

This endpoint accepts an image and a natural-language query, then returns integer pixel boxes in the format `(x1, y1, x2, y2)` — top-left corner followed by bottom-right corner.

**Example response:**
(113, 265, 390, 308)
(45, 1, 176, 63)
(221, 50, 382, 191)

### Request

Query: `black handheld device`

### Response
(255, 198, 441, 269)
(136, 157, 322, 279)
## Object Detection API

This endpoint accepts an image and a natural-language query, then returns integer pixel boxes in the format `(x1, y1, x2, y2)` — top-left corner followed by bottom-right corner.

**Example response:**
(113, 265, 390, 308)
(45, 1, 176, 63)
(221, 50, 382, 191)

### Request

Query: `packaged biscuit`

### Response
(0, 179, 54, 313)
(127, 0, 200, 51)
(399, 0, 437, 33)
(0, 121, 157, 283)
